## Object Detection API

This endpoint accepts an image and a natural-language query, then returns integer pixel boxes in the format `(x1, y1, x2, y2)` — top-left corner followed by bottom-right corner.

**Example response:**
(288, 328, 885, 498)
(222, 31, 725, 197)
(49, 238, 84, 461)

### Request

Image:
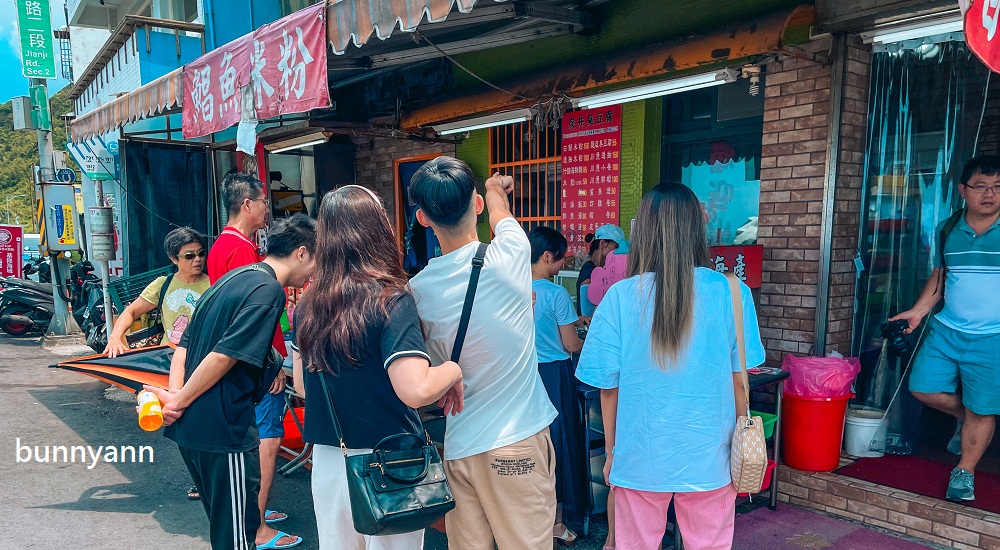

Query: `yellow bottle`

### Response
(137, 390, 163, 431)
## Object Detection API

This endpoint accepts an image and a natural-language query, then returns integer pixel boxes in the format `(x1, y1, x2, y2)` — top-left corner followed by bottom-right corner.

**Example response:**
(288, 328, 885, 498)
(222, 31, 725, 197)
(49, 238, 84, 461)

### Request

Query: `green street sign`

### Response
(29, 84, 51, 131)
(14, 0, 57, 79)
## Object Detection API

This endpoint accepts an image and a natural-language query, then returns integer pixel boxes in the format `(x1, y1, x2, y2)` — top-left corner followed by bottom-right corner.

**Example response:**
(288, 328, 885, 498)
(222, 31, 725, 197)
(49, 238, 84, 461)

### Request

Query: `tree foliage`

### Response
(0, 86, 72, 231)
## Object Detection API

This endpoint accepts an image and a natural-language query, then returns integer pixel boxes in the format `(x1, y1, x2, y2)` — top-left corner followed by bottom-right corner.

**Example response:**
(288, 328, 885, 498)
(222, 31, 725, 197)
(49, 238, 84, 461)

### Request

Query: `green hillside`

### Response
(0, 86, 72, 231)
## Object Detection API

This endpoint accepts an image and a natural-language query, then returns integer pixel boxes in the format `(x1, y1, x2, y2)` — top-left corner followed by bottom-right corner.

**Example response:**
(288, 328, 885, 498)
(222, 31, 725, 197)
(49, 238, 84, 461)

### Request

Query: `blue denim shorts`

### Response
(909, 318, 1000, 415)
(255, 391, 285, 439)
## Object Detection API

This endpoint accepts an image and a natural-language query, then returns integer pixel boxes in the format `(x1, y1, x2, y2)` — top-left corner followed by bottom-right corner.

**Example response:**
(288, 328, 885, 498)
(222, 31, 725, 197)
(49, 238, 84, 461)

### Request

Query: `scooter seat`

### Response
(0, 278, 53, 295)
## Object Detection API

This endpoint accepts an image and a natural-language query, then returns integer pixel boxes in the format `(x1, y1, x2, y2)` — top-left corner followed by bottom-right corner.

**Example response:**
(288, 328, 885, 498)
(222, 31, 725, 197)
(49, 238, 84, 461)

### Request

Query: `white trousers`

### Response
(311, 444, 425, 550)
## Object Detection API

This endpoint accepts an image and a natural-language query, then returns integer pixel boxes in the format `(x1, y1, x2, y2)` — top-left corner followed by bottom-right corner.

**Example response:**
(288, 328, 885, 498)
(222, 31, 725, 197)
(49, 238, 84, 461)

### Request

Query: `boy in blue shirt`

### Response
(529, 226, 587, 545)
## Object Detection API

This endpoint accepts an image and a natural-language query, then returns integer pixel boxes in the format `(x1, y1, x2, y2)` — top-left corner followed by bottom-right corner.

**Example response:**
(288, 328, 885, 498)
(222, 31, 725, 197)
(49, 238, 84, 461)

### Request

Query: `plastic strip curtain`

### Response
(853, 40, 994, 454)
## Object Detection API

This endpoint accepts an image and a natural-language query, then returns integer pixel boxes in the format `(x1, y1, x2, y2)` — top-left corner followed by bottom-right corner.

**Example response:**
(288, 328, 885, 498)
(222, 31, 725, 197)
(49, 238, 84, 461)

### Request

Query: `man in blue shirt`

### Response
(891, 155, 1000, 502)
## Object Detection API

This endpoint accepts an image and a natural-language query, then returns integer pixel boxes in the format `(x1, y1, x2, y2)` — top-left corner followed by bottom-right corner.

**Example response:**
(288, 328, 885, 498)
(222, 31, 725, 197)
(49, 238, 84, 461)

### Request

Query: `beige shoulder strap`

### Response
(726, 273, 750, 415)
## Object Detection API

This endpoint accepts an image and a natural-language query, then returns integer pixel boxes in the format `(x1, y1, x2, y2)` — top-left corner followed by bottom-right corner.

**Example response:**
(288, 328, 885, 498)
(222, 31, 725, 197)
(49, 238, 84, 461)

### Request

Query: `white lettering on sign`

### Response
(251, 40, 275, 108)
(984, 0, 1000, 40)
(277, 27, 314, 100)
(24, 0, 42, 18)
(29, 33, 45, 48)
(218, 51, 238, 119)
(191, 65, 214, 122)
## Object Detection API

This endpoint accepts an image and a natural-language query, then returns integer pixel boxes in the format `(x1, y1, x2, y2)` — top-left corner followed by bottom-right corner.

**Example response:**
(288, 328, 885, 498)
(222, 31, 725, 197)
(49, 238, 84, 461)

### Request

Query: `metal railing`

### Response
(68, 15, 205, 102)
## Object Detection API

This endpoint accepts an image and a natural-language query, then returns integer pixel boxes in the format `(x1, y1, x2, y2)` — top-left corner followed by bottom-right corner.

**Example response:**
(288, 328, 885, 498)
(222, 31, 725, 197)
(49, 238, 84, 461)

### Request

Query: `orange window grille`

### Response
(488, 121, 562, 234)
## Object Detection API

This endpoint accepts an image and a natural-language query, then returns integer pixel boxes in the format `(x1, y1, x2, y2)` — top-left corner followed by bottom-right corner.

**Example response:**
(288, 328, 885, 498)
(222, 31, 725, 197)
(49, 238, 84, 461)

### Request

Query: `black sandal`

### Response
(186, 485, 200, 500)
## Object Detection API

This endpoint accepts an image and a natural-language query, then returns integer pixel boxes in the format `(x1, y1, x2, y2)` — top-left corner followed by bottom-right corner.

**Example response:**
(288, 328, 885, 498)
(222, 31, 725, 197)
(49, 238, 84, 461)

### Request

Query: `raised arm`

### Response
(485, 172, 516, 231)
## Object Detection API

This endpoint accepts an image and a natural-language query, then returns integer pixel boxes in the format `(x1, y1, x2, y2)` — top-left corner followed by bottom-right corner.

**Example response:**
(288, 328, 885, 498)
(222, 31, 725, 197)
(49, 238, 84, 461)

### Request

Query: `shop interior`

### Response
(848, 38, 1000, 513)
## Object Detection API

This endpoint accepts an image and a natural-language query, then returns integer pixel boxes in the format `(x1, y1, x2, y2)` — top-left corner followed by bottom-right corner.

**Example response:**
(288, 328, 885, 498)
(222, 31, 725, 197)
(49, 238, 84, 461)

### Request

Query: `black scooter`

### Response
(0, 261, 105, 349)
(22, 256, 52, 283)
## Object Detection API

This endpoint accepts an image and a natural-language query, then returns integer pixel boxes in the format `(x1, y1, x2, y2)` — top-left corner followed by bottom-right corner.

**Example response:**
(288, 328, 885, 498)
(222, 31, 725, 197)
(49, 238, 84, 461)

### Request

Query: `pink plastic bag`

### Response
(781, 354, 861, 398)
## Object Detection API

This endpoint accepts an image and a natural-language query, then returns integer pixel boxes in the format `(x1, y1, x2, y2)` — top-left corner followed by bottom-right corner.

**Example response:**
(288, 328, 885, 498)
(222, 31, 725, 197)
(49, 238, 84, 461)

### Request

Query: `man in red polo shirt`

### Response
(208, 171, 301, 550)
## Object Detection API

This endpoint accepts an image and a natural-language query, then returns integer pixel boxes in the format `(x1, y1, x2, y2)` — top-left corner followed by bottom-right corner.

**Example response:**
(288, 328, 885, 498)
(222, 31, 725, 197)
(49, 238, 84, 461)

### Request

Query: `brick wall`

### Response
(351, 124, 456, 221)
(779, 466, 1000, 549)
(757, 37, 872, 362)
(758, 39, 833, 364)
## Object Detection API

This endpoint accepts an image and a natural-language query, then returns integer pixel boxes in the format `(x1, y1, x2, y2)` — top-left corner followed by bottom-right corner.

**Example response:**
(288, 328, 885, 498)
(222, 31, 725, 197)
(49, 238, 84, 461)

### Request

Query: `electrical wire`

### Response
(415, 30, 529, 102)
(90, 146, 182, 229)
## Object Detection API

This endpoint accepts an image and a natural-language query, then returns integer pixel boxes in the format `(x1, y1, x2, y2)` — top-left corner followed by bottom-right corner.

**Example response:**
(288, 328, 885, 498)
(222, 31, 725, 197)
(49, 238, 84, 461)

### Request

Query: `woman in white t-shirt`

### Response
(576, 184, 765, 550)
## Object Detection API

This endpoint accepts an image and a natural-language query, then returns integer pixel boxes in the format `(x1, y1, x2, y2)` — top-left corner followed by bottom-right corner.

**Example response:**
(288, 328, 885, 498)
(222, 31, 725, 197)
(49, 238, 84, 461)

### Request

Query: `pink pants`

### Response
(613, 484, 737, 550)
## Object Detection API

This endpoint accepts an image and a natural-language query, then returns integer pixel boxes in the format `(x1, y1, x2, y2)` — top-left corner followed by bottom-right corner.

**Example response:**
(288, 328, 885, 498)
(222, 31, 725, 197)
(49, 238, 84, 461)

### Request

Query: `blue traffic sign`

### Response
(56, 168, 77, 183)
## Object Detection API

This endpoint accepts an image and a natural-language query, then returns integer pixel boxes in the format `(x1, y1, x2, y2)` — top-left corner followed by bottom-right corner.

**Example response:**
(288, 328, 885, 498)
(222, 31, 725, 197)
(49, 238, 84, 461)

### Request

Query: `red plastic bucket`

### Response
(781, 393, 853, 472)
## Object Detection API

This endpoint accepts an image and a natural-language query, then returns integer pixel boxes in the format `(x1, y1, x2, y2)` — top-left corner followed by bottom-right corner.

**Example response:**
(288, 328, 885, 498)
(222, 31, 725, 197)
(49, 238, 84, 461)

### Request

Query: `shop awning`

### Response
(70, 67, 183, 143)
(327, 0, 492, 54)
(402, 4, 815, 130)
(69, 0, 532, 141)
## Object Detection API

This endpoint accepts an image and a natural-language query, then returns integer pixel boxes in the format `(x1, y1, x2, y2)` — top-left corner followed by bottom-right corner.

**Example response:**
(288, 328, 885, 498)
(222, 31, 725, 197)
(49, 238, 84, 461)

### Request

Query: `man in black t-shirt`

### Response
(146, 215, 316, 550)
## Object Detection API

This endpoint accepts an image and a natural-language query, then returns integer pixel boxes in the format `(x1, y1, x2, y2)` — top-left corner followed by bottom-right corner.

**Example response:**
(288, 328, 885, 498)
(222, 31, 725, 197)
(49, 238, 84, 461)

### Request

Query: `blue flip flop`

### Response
(256, 531, 301, 550)
(264, 510, 287, 524)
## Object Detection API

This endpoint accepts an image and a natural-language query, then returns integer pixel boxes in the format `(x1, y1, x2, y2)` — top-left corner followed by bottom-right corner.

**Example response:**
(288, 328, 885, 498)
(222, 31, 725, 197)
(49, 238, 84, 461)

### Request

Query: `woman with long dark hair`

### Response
(576, 184, 765, 550)
(293, 185, 463, 550)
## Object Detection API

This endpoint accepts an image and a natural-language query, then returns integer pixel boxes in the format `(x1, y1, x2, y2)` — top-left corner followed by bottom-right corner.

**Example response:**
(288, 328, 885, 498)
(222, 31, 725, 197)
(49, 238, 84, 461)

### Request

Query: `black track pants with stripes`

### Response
(179, 446, 262, 550)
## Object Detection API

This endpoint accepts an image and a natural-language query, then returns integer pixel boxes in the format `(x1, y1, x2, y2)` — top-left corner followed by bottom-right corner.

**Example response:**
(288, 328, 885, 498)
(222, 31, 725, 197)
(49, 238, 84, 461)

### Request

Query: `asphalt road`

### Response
(0, 334, 320, 549)
(0, 333, 617, 549)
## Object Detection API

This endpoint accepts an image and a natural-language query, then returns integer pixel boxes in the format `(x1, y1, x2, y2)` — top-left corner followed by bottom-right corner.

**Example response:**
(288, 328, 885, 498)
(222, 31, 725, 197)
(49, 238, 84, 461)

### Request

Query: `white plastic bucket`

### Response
(844, 406, 888, 458)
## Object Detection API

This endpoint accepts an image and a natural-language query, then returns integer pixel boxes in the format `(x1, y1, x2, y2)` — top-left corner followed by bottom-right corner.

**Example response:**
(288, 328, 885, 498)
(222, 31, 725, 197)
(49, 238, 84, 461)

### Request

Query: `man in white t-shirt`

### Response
(407, 156, 558, 549)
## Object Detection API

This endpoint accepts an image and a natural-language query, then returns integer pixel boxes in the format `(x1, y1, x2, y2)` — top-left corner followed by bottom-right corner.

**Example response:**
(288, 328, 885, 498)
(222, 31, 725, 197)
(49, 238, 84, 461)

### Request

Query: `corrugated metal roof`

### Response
(70, 68, 183, 142)
(326, 0, 503, 54)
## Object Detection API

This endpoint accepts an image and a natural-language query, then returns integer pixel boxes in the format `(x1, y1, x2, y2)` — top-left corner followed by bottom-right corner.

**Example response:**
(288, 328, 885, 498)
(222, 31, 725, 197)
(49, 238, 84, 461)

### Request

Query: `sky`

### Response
(0, 0, 70, 102)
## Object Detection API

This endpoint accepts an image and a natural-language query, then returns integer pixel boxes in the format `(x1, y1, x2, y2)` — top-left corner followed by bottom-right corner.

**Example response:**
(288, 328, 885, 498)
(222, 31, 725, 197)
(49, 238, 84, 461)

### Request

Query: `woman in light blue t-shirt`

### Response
(576, 184, 765, 550)
(529, 226, 587, 547)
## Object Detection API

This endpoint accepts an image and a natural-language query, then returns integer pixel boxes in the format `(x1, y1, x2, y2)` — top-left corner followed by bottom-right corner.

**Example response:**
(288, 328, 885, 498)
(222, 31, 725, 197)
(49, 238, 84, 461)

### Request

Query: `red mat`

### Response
(835, 454, 1000, 515)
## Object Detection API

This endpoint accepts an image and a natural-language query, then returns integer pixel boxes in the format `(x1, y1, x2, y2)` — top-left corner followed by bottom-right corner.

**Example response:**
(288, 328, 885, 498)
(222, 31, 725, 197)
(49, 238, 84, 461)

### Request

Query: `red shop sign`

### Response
(182, 2, 331, 139)
(966, 0, 1000, 73)
(0, 225, 24, 279)
(561, 105, 623, 257)
(709, 245, 763, 289)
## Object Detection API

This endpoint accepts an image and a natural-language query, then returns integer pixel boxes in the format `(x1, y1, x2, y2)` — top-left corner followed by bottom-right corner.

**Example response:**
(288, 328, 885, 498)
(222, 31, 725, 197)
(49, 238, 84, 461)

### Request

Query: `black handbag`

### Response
(315, 242, 489, 536)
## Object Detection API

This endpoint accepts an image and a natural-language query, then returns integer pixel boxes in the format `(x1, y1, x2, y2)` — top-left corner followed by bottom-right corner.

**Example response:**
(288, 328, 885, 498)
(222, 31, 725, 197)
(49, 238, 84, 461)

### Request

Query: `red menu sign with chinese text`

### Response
(182, 2, 330, 139)
(710, 245, 763, 289)
(966, 0, 1000, 73)
(561, 105, 622, 256)
(0, 225, 24, 279)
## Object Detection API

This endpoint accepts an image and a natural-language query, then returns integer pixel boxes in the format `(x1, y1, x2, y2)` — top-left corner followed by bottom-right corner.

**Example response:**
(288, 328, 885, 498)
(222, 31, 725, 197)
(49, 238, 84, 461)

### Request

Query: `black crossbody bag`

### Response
(189, 263, 283, 405)
(316, 243, 488, 536)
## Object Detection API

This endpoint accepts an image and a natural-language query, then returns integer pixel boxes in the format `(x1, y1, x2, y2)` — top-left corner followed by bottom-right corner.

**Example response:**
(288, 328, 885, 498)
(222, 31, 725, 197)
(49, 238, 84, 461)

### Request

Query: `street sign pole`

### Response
(89, 181, 115, 344)
(31, 78, 73, 336)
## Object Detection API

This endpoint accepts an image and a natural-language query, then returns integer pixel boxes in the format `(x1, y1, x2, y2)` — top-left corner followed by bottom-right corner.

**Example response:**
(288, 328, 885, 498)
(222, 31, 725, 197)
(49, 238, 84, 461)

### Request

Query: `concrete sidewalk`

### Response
(0, 334, 939, 549)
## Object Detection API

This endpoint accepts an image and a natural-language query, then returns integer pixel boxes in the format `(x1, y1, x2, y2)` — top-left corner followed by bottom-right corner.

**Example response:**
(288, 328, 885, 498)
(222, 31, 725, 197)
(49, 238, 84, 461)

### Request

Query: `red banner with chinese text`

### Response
(709, 245, 763, 289)
(966, 0, 1000, 73)
(182, 3, 330, 139)
(561, 105, 622, 257)
(0, 225, 24, 279)
(182, 40, 250, 138)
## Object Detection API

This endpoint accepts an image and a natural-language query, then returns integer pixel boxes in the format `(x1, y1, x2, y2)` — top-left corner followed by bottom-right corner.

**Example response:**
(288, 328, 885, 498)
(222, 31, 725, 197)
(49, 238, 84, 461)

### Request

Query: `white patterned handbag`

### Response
(726, 273, 768, 494)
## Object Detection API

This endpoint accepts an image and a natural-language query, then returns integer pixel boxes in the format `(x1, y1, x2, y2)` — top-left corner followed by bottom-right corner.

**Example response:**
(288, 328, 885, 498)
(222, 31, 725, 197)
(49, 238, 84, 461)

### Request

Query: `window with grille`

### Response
(488, 121, 562, 234)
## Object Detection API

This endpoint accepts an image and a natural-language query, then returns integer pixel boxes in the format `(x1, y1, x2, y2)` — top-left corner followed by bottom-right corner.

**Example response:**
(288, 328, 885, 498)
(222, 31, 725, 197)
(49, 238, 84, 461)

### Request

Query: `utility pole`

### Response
(31, 77, 73, 336)
(90, 180, 115, 343)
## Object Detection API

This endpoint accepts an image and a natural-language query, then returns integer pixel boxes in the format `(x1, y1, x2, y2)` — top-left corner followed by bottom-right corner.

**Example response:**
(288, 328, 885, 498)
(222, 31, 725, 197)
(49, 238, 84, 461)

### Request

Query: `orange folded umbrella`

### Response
(52, 345, 173, 394)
